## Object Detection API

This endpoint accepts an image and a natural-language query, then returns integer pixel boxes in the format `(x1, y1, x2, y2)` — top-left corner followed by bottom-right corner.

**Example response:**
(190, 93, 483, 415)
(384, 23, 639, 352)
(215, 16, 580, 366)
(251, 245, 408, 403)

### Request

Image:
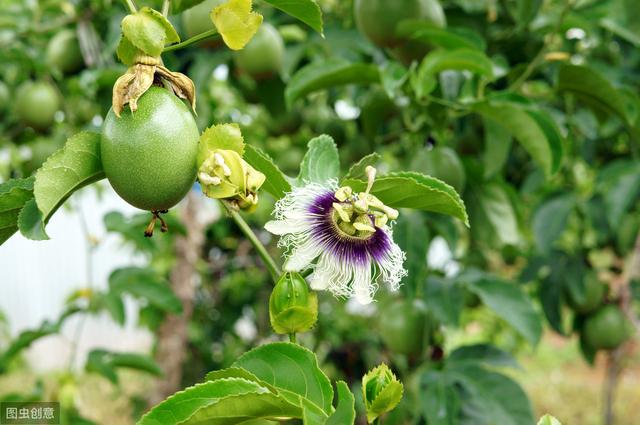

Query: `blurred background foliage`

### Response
(1, 0, 639, 424)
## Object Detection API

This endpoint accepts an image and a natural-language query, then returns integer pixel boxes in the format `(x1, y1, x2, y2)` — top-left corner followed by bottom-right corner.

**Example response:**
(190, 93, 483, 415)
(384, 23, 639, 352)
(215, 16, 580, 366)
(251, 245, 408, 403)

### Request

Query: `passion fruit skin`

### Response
(16, 81, 61, 131)
(234, 23, 285, 79)
(354, 0, 446, 49)
(46, 29, 84, 74)
(583, 305, 631, 350)
(182, 0, 225, 43)
(101, 87, 199, 211)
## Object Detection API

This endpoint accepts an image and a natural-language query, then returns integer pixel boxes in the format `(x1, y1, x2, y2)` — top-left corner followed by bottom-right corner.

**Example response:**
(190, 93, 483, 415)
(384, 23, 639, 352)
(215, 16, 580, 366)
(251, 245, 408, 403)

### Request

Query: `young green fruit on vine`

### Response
(566, 272, 606, 314)
(582, 304, 632, 350)
(269, 272, 318, 334)
(101, 87, 199, 235)
(16, 81, 61, 131)
(233, 23, 285, 80)
(362, 363, 404, 423)
(46, 29, 84, 75)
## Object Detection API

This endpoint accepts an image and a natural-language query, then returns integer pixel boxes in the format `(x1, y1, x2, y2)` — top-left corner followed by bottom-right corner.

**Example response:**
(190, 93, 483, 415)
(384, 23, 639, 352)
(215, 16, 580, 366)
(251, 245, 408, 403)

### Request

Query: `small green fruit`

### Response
(379, 299, 430, 356)
(567, 273, 605, 314)
(583, 305, 632, 350)
(182, 0, 224, 45)
(234, 23, 284, 79)
(354, 0, 445, 49)
(101, 87, 199, 211)
(46, 29, 84, 74)
(16, 81, 61, 131)
(269, 272, 318, 334)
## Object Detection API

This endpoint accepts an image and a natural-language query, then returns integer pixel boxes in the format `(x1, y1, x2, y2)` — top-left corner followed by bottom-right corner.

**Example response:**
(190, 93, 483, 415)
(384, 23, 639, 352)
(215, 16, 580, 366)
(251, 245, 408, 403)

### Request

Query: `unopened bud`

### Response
(362, 364, 404, 423)
(269, 272, 318, 335)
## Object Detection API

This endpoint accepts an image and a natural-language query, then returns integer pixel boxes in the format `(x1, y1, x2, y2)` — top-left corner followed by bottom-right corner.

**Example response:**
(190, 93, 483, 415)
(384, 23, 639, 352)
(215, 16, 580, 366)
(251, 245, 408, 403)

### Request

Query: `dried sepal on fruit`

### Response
(112, 54, 196, 117)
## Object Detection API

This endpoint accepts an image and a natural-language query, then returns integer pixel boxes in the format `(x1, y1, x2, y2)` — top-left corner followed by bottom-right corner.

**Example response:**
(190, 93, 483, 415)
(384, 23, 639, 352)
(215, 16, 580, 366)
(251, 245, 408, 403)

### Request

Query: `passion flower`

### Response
(265, 167, 406, 304)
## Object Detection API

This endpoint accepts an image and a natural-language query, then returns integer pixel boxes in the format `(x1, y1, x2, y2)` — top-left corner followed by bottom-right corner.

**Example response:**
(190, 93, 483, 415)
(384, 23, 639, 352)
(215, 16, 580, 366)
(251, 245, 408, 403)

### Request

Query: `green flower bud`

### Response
(362, 363, 404, 423)
(269, 272, 318, 335)
(198, 148, 266, 211)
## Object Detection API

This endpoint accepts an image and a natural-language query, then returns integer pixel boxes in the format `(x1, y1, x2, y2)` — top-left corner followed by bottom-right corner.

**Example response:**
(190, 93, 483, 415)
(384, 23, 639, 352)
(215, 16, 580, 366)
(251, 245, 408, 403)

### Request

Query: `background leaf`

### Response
(109, 267, 183, 314)
(262, 0, 323, 34)
(0, 177, 34, 245)
(244, 145, 291, 200)
(297, 135, 340, 185)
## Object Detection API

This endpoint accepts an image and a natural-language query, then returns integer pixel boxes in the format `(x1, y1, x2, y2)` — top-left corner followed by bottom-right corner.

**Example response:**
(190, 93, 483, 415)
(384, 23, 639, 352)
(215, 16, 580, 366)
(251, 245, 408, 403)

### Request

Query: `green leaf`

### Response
(116, 35, 140, 66)
(557, 64, 631, 125)
(596, 160, 640, 227)
(448, 344, 520, 369)
(532, 194, 575, 253)
(418, 370, 460, 425)
(298, 135, 340, 185)
(138, 378, 276, 425)
(121, 7, 179, 57)
(325, 381, 355, 425)
(449, 364, 534, 425)
(262, 0, 323, 34)
(474, 102, 560, 176)
(342, 172, 469, 226)
(198, 123, 245, 167)
(286, 60, 380, 107)
(394, 212, 429, 293)
(537, 414, 562, 425)
(466, 182, 519, 247)
(244, 145, 291, 199)
(109, 352, 163, 376)
(465, 276, 542, 346)
(397, 21, 485, 51)
(415, 49, 494, 96)
(18, 199, 49, 241)
(109, 267, 183, 314)
(171, 0, 208, 14)
(423, 276, 463, 326)
(0, 177, 34, 245)
(211, 0, 263, 51)
(30, 131, 105, 238)
(102, 292, 126, 326)
(232, 342, 334, 414)
(0, 320, 60, 372)
(482, 116, 512, 179)
(343, 153, 381, 181)
(516, 0, 542, 30)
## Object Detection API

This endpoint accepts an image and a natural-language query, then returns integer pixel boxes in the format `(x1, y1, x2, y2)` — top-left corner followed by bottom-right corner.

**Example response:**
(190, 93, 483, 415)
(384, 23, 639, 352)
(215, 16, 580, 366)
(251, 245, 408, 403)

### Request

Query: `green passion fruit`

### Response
(101, 87, 199, 213)
(379, 299, 431, 356)
(583, 305, 632, 350)
(233, 23, 284, 80)
(182, 0, 224, 46)
(46, 29, 84, 74)
(16, 81, 61, 131)
(566, 273, 606, 314)
(354, 0, 445, 48)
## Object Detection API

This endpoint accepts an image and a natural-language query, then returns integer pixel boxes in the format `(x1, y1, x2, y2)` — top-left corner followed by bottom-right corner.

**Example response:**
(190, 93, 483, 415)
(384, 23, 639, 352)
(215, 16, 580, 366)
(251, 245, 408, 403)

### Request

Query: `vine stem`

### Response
(221, 201, 281, 282)
(123, 0, 137, 13)
(289, 333, 297, 344)
(161, 0, 171, 17)
(164, 29, 220, 52)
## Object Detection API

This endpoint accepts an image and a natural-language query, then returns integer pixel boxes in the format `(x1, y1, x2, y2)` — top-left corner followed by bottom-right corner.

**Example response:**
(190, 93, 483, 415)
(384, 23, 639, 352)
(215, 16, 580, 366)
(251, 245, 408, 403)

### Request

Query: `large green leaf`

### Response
(232, 342, 334, 414)
(473, 102, 561, 176)
(286, 60, 380, 107)
(0, 321, 59, 372)
(262, 0, 323, 34)
(557, 64, 632, 125)
(109, 267, 183, 314)
(342, 172, 469, 226)
(394, 212, 429, 295)
(448, 344, 520, 369)
(244, 145, 291, 200)
(343, 153, 381, 181)
(464, 276, 542, 346)
(596, 159, 640, 227)
(23, 131, 105, 241)
(87, 350, 162, 384)
(449, 364, 535, 425)
(0, 177, 34, 245)
(424, 276, 463, 326)
(324, 381, 355, 425)
(414, 49, 494, 96)
(397, 21, 485, 51)
(418, 370, 460, 425)
(532, 193, 575, 253)
(138, 378, 277, 425)
(297, 135, 340, 185)
(466, 182, 519, 247)
(482, 116, 512, 179)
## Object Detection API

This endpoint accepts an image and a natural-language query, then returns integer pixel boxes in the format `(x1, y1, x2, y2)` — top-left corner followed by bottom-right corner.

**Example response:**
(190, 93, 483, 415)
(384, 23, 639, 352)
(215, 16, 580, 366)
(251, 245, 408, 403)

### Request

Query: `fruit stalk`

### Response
(221, 201, 281, 282)
(164, 29, 220, 53)
(123, 0, 137, 13)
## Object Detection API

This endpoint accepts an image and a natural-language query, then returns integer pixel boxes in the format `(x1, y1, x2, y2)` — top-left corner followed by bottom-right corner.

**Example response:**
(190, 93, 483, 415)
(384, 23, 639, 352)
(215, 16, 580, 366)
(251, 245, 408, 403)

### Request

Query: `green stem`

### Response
(289, 333, 297, 344)
(161, 0, 171, 17)
(221, 202, 281, 282)
(163, 29, 220, 52)
(123, 0, 137, 13)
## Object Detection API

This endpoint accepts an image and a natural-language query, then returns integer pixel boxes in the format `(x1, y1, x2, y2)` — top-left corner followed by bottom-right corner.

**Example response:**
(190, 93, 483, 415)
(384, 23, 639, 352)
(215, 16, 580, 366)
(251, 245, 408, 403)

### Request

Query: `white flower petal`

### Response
(283, 240, 322, 272)
(353, 264, 374, 305)
(264, 219, 305, 235)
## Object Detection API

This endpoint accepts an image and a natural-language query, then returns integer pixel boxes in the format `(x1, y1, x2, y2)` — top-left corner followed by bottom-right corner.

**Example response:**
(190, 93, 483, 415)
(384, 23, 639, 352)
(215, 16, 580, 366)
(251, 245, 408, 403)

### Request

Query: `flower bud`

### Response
(198, 148, 265, 211)
(362, 363, 404, 423)
(269, 272, 318, 335)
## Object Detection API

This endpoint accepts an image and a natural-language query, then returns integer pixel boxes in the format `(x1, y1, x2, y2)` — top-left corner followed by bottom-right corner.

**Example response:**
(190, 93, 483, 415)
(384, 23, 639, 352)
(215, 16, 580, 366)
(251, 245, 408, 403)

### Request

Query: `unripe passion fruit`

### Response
(566, 273, 606, 314)
(16, 81, 61, 131)
(233, 23, 284, 79)
(46, 29, 84, 74)
(354, 0, 445, 49)
(182, 0, 225, 44)
(101, 87, 199, 211)
(583, 305, 632, 350)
